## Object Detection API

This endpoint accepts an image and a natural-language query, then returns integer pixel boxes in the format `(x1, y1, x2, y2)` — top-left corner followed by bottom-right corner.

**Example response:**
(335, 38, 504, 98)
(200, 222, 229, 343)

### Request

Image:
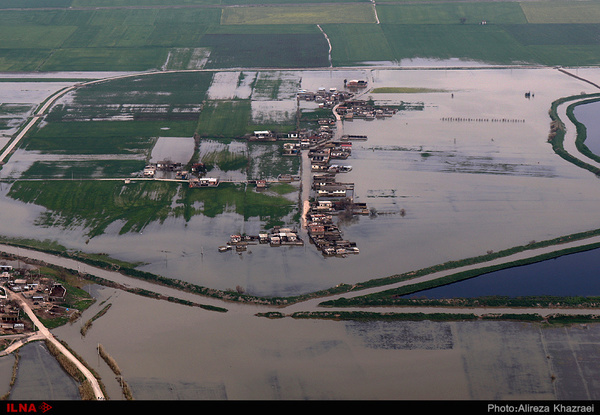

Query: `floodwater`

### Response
(149, 137, 195, 165)
(4, 67, 600, 400)
(405, 246, 600, 299)
(3, 67, 600, 297)
(5, 282, 595, 400)
(574, 100, 600, 155)
(8, 343, 80, 400)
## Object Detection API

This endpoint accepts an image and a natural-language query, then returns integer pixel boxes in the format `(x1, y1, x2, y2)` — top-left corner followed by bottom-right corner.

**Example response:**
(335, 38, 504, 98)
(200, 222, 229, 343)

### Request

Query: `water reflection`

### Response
(404, 247, 600, 299)
(574, 100, 600, 155)
(3, 68, 600, 298)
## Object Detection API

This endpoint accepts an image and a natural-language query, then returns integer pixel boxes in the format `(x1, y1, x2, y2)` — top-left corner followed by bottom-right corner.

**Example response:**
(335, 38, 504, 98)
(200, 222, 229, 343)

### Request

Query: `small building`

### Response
(48, 284, 66, 302)
(256, 179, 268, 189)
(143, 165, 156, 177)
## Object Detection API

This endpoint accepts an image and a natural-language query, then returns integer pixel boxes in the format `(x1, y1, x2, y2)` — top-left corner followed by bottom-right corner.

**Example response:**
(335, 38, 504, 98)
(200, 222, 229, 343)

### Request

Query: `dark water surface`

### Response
(575, 100, 600, 155)
(405, 247, 600, 299)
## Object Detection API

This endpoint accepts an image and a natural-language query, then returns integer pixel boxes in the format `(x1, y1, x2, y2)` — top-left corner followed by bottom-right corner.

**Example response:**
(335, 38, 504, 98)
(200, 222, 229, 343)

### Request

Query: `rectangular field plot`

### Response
(201, 33, 329, 68)
(19, 159, 147, 180)
(196, 100, 252, 138)
(324, 24, 394, 66)
(0, 26, 77, 49)
(380, 24, 534, 64)
(38, 47, 168, 71)
(521, 1, 600, 24)
(377, 2, 527, 25)
(502, 23, 600, 45)
(221, 4, 376, 25)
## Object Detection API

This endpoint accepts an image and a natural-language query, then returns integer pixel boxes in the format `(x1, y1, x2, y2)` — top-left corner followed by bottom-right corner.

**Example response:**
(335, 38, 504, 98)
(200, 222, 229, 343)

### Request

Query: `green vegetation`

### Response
(20, 160, 146, 179)
(548, 93, 600, 176)
(8, 180, 298, 237)
(221, 4, 376, 25)
(200, 148, 249, 172)
(1, 0, 599, 70)
(201, 32, 329, 68)
(196, 100, 252, 138)
(521, 1, 600, 24)
(377, 2, 528, 25)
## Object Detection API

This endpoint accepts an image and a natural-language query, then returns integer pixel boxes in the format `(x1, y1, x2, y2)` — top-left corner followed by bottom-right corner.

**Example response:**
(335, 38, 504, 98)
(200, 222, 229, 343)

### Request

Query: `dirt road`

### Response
(3, 288, 105, 400)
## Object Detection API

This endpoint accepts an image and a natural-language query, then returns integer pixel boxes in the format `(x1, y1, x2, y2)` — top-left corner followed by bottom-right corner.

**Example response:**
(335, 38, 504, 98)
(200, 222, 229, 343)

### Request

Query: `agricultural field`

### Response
(3, 0, 600, 241)
(7, 179, 299, 238)
(220, 4, 376, 25)
(1, 69, 306, 237)
(1, 0, 600, 70)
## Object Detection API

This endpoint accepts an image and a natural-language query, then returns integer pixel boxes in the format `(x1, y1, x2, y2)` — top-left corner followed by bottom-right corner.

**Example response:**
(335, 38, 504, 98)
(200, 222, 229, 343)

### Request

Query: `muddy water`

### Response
(33, 281, 600, 400)
(4, 279, 598, 400)
(4, 68, 600, 400)
(44, 284, 562, 400)
(3, 68, 600, 298)
(149, 137, 195, 165)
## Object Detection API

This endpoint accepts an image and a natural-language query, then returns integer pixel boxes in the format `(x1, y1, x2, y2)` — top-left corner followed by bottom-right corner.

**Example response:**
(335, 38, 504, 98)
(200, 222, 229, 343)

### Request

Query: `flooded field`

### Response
(3, 65, 600, 400)
(2, 67, 600, 297)
(13, 283, 596, 400)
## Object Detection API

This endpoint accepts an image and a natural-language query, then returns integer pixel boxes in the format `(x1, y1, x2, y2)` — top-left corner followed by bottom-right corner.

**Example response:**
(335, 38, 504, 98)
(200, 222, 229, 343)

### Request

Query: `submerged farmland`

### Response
(2, 67, 600, 298)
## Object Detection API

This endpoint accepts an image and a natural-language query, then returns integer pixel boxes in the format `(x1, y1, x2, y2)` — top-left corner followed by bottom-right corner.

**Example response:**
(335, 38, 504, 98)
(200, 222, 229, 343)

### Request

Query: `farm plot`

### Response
(162, 48, 211, 71)
(251, 100, 297, 125)
(7, 178, 299, 237)
(376, 2, 528, 25)
(380, 24, 535, 65)
(251, 71, 301, 101)
(196, 100, 252, 138)
(201, 33, 330, 68)
(247, 142, 300, 181)
(322, 24, 395, 66)
(221, 4, 376, 25)
(520, 1, 600, 24)
(207, 71, 256, 100)
(197, 139, 248, 181)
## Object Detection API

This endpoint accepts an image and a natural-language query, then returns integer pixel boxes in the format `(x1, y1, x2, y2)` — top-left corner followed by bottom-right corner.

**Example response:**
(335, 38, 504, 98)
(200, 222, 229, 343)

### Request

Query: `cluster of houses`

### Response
(1, 264, 68, 332)
(296, 79, 368, 109)
(306, 174, 368, 257)
(139, 160, 220, 188)
(297, 87, 354, 109)
(306, 212, 360, 256)
(303, 134, 371, 256)
(336, 100, 398, 121)
(220, 226, 303, 252)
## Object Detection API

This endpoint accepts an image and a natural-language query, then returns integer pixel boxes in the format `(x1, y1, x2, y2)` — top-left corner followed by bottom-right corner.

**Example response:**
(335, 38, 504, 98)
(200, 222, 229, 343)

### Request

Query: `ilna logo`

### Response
(6, 403, 52, 413)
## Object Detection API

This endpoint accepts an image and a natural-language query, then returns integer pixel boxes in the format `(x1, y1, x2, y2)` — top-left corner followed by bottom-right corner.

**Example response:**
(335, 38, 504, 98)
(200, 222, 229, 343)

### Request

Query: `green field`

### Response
(196, 100, 252, 138)
(8, 180, 299, 237)
(521, 1, 600, 23)
(0, 0, 599, 69)
(221, 4, 376, 25)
